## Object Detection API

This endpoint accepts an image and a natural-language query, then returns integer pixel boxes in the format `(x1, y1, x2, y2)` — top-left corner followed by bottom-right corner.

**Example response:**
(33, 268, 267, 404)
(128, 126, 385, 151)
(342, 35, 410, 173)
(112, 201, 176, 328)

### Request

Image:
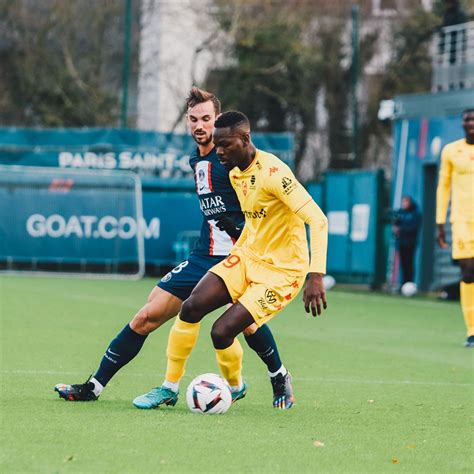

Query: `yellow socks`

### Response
(215, 338, 243, 387)
(165, 316, 200, 383)
(165, 316, 244, 388)
(460, 282, 474, 337)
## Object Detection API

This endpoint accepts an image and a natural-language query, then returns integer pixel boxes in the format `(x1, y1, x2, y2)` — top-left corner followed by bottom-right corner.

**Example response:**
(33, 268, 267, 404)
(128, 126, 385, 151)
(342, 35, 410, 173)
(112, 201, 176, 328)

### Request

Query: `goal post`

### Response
(0, 165, 145, 279)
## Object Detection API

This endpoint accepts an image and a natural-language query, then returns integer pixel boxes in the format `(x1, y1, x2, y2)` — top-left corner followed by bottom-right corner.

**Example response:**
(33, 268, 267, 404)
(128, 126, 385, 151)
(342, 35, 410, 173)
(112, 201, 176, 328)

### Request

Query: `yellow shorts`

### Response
(451, 221, 474, 260)
(210, 248, 306, 326)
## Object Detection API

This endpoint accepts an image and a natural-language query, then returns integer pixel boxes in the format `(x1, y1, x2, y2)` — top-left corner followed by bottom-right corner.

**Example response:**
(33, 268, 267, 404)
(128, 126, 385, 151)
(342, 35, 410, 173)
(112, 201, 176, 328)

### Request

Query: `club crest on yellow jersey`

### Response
(265, 289, 277, 304)
(281, 176, 297, 195)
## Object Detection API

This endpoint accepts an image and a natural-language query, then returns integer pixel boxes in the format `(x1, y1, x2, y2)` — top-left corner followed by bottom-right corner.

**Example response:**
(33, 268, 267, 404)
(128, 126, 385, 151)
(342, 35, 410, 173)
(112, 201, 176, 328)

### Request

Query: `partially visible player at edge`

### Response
(436, 108, 474, 348)
(134, 111, 328, 409)
(55, 88, 295, 409)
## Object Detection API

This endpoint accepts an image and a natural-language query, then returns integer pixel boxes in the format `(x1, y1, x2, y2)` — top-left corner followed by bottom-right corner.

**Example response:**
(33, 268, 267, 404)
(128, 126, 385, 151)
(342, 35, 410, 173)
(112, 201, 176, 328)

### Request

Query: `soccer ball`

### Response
(186, 373, 232, 414)
(401, 282, 417, 297)
(323, 275, 336, 291)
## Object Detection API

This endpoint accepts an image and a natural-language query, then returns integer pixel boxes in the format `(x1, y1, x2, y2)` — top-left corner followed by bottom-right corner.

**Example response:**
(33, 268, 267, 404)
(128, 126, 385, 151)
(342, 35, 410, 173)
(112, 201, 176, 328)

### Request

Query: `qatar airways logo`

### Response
(199, 195, 226, 216)
(26, 214, 160, 240)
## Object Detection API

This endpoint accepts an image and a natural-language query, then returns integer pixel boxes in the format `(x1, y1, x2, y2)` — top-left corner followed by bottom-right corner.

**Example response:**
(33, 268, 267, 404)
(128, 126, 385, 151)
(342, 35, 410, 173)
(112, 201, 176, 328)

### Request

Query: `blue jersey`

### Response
(189, 147, 243, 257)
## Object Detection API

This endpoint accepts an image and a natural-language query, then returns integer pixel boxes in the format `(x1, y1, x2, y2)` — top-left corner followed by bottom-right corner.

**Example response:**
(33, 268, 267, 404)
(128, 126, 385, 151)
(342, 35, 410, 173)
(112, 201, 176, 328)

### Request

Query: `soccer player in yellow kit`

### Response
(161, 111, 328, 409)
(436, 109, 474, 347)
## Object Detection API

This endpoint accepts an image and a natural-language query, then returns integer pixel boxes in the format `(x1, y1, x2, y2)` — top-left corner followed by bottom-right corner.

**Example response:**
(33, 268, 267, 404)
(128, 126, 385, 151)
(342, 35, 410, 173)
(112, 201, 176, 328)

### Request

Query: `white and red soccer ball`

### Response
(186, 373, 232, 414)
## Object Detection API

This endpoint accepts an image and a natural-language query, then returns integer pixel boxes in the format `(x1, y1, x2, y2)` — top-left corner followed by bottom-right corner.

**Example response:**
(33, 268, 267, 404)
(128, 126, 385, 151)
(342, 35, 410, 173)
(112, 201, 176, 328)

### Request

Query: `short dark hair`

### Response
(186, 86, 221, 115)
(462, 108, 474, 117)
(214, 110, 250, 129)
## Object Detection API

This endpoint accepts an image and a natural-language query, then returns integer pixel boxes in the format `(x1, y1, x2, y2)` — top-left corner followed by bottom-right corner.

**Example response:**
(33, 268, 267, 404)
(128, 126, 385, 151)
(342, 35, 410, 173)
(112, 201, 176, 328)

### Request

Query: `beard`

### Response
(193, 132, 212, 146)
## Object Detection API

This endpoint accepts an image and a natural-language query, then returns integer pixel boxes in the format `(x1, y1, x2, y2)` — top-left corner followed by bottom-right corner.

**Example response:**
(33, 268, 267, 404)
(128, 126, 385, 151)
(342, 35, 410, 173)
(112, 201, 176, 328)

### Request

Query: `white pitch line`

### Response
(0, 369, 85, 376)
(1, 370, 472, 387)
(0, 369, 160, 377)
(332, 291, 458, 311)
(295, 377, 474, 387)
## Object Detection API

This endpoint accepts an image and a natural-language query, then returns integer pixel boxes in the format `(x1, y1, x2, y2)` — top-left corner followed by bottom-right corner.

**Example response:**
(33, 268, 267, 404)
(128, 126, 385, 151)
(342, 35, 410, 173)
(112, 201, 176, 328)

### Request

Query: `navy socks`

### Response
(244, 324, 282, 374)
(94, 323, 281, 386)
(94, 324, 147, 386)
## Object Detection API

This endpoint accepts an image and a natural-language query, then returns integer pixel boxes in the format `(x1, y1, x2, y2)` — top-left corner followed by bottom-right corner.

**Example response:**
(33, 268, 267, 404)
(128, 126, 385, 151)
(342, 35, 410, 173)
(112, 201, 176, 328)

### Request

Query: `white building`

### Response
(137, 0, 215, 131)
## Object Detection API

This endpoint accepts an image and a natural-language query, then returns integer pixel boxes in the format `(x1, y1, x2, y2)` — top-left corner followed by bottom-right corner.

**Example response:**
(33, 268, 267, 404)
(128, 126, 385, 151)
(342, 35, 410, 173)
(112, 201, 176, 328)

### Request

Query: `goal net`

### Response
(0, 166, 145, 279)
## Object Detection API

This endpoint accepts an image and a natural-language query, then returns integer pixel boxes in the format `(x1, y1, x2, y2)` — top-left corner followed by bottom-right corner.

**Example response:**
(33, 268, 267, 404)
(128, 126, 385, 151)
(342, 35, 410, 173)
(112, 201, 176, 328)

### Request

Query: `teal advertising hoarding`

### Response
(0, 128, 294, 179)
(0, 167, 203, 272)
(307, 170, 386, 287)
(0, 128, 294, 273)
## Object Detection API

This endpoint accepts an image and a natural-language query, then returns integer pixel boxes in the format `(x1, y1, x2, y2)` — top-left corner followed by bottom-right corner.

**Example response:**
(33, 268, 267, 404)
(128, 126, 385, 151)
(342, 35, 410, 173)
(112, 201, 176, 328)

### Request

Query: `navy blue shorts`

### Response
(157, 253, 224, 301)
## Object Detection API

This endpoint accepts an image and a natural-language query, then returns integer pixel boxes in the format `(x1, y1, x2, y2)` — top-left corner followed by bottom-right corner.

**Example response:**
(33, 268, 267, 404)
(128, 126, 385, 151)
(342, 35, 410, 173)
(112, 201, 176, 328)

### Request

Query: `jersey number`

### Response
(223, 254, 240, 268)
(172, 261, 189, 274)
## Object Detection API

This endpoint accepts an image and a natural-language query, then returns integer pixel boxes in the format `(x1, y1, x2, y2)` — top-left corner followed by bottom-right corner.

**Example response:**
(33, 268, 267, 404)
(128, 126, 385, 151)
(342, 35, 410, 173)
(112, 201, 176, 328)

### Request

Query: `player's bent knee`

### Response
(461, 268, 474, 283)
(462, 273, 474, 284)
(180, 297, 205, 323)
(210, 321, 232, 349)
(460, 261, 474, 283)
(130, 310, 152, 335)
(130, 307, 161, 335)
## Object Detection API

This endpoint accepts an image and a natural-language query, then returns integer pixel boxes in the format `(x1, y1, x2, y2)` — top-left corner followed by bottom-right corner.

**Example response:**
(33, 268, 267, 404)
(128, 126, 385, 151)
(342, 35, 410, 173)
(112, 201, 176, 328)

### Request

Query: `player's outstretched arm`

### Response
(266, 162, 328, 315)
(297, 199, 329, 316)
(297, 199, 328, 274)
(303, 272, 327, 316)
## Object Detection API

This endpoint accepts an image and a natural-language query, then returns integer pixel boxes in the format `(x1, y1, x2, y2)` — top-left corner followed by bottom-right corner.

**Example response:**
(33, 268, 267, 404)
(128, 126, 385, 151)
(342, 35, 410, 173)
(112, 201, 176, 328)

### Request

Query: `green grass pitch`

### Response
(0, 275, 472, 473)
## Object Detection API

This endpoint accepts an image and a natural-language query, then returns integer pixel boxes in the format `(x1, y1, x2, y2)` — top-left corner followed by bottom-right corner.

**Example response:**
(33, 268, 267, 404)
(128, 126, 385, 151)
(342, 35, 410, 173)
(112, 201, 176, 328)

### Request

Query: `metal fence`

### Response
(432, 21, 474, 92)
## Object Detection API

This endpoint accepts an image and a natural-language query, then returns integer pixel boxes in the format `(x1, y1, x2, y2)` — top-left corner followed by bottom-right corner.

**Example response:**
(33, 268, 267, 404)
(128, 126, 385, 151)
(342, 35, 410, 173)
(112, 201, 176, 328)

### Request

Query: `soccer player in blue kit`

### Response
(55, 87, 295, 409)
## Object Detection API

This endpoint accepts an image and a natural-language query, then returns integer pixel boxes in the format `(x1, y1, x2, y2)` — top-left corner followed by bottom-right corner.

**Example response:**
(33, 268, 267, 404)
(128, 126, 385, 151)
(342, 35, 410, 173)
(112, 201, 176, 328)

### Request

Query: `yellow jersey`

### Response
(230, 149, 327, 274)
(436, 139, 474, 224)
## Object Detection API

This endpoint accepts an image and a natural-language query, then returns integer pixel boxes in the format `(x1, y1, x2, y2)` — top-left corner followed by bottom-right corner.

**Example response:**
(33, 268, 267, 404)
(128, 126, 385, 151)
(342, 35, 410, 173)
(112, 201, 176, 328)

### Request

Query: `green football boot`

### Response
(231, 381, 248, 404)
(132, 386, 178, 409)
